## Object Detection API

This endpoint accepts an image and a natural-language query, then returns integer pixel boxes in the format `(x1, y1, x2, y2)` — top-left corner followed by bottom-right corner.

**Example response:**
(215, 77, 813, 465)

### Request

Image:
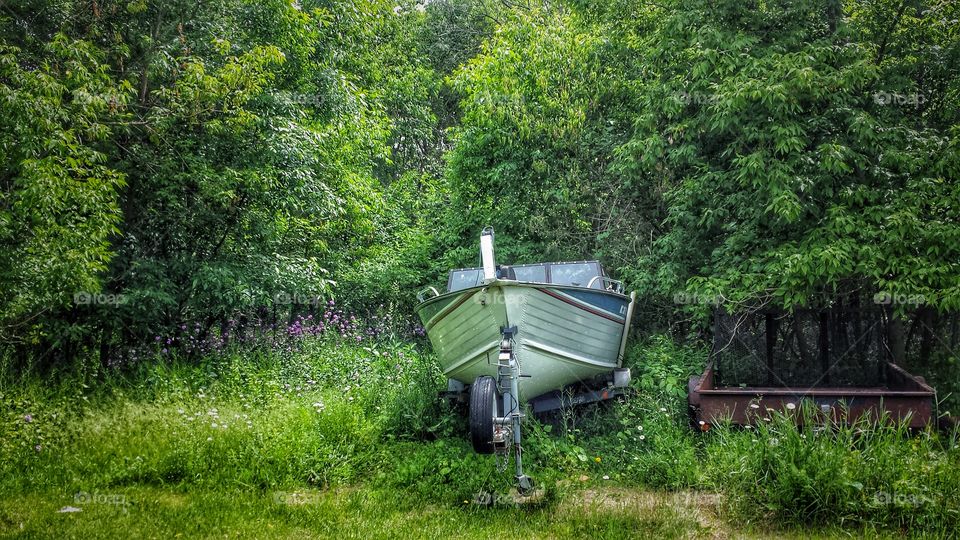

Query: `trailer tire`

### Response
(470, 376, 499, 454)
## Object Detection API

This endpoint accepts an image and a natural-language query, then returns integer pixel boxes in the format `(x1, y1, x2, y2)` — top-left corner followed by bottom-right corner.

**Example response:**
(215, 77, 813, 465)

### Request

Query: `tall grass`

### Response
(704, 405, 960, 532)
(0, 338, 462, 494)
(2, 333, 958, 536)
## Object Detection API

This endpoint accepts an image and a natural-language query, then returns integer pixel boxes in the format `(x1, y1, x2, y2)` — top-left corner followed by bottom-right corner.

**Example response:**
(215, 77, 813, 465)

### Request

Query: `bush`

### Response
(515, 336, 707, 489)
(703, 405, 960, 532)
(0, 336, 455, 495)
(623, 334, 707, 409)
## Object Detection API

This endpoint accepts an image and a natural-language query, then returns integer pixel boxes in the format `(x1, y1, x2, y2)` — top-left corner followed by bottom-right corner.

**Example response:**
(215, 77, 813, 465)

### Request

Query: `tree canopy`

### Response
(1, 0, 957, 371)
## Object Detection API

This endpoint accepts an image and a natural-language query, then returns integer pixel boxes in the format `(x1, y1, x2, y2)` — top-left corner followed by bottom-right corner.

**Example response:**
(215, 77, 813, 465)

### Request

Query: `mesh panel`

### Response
(902, 310, 960, 365)
(712, 312, 766, 386)
(825, 310, 886, 387)
(712, 310, 889, 388)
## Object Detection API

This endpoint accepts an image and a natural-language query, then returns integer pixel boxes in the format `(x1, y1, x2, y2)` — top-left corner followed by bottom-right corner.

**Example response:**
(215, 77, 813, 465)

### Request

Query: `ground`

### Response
(1, 341, 955, 538)
(0, 486, 905, 539)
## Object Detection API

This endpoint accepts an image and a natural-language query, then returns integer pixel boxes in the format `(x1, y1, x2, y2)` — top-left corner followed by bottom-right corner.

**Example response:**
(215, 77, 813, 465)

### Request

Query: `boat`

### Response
(416, 250, 635, 401)
(415, 228, 635, 491)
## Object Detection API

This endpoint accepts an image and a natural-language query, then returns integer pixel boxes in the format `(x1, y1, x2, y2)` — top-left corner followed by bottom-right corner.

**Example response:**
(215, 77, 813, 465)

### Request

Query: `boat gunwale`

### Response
(415, 280, 631, 312)
(445, 259, 607, 273)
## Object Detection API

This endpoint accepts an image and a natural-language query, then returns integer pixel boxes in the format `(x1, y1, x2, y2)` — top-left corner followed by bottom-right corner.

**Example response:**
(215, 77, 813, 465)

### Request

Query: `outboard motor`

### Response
(496, 265, 516, 280)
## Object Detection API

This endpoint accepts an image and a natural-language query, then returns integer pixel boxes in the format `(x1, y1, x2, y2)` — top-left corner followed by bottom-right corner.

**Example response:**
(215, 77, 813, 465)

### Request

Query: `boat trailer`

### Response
(491, 325, 533, 493)
(689, 309, 938, 428)
(454, 324, 631, 494)
(689, 360, 936, 428)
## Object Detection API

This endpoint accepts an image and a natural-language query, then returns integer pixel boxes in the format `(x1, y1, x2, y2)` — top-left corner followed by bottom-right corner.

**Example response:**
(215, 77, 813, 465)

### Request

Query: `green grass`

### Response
(702, 407, 960, 533)
(1, 335, 958, 538)
(0, 487, 721, 539)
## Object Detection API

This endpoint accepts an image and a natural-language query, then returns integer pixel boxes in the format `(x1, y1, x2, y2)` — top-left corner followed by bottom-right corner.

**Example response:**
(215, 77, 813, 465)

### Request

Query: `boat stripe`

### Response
(536, 288, 625, 323)
(426, 290, 478, 330)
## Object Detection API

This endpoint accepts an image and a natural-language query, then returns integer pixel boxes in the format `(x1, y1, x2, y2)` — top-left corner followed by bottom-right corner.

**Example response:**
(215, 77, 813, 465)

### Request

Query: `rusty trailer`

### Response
(688, 308, 938, 428)
(688, 360, 936, 428)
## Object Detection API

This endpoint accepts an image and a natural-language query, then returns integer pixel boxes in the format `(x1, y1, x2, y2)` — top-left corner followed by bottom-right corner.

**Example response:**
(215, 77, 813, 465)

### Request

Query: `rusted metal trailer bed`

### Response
(688, 360, 936, 428)
(688, 308, 938, 428)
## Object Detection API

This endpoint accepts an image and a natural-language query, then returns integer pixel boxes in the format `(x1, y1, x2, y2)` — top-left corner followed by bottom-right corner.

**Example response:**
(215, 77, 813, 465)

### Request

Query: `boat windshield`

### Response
(448, 269, 482, 292)
(513, 265, 547, 283)
(446, 261, 605, 292)
(549, 262, 600, 288)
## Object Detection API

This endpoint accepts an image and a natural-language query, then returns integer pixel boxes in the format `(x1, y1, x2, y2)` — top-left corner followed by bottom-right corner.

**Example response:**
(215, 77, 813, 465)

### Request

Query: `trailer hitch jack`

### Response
(496, 326, 535, 495)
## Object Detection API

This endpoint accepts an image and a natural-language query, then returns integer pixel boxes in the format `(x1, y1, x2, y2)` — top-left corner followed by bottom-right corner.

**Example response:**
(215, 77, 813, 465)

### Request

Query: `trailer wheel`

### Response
(470, 376, 499, 454)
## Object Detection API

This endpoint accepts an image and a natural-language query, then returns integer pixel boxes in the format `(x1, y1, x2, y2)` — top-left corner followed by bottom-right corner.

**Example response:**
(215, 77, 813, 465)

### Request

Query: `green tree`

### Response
(0, 36, 129, 353)
(616, 0, 960, 314)
(445, 5, 648, 269)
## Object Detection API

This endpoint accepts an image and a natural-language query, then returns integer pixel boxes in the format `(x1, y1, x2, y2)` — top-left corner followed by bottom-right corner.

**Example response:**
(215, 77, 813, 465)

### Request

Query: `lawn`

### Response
(2, 486, 725, 539)
(1, 337, 957, 538)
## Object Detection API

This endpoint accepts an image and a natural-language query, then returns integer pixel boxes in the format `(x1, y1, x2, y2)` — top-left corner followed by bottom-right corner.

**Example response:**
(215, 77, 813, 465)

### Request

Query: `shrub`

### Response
(0, 337, 454, 495)
(509, 336, 707, 490)
(704, 405, 960, 532)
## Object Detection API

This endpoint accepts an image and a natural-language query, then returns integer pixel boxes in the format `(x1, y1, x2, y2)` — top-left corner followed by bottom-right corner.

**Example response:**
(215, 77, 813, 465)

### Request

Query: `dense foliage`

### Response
(2, 3, 958, 536)
(0, 0, 480, 371)
(2, 0, 957, 372)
